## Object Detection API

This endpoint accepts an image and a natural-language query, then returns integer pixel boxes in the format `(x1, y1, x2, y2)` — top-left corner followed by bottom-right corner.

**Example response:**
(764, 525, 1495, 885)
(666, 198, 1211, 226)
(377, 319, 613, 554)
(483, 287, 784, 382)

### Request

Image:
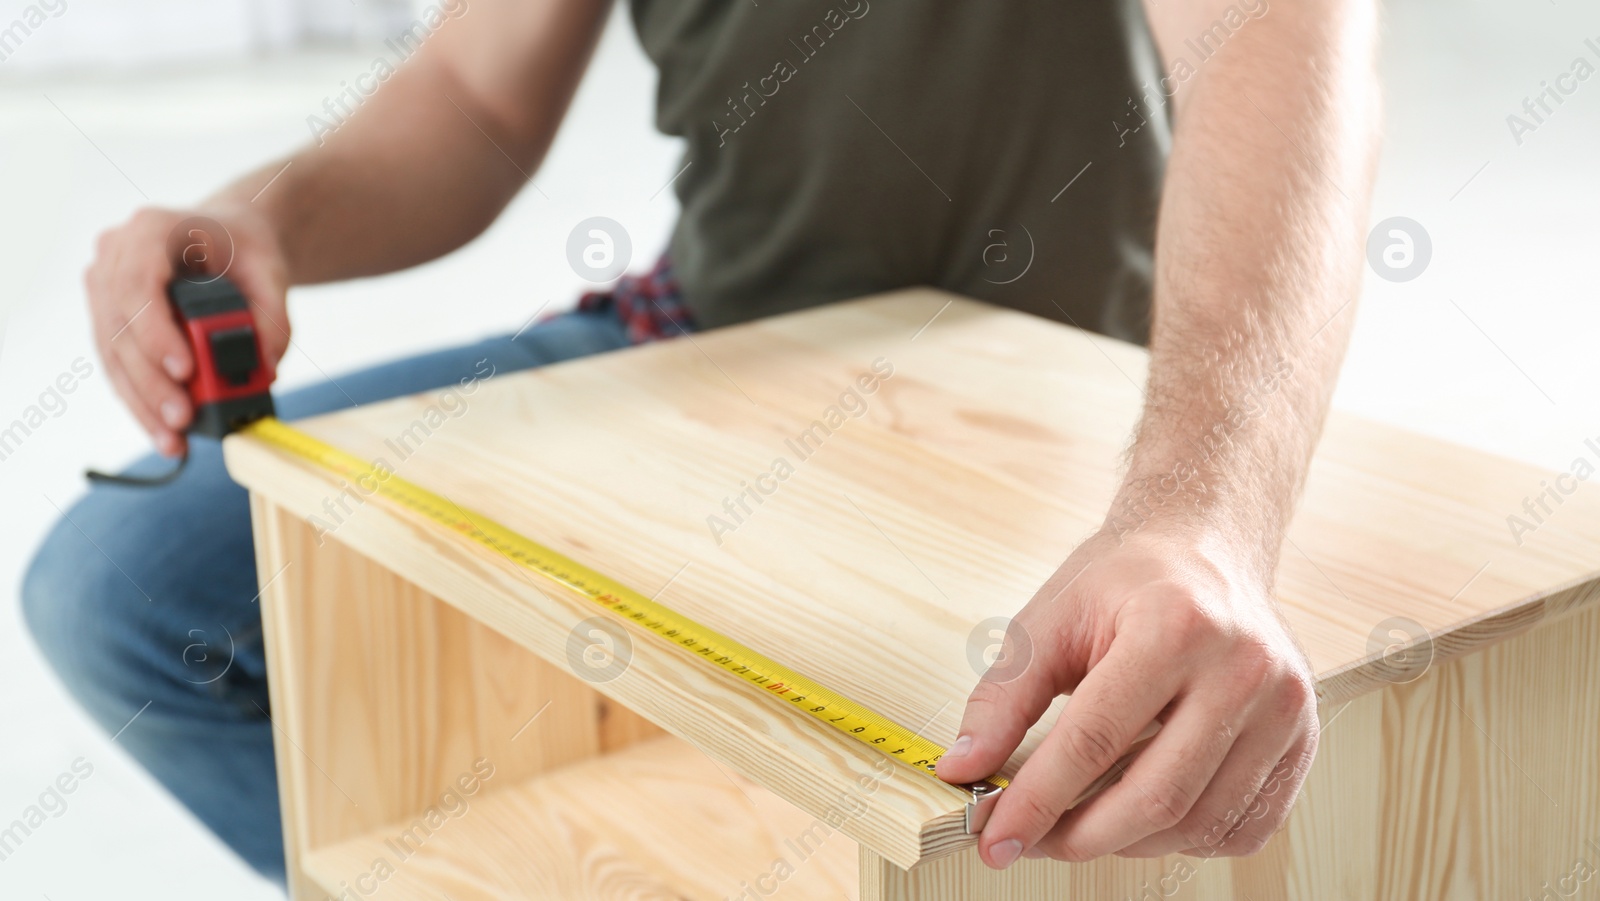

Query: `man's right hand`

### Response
(86, 203, 290, 457)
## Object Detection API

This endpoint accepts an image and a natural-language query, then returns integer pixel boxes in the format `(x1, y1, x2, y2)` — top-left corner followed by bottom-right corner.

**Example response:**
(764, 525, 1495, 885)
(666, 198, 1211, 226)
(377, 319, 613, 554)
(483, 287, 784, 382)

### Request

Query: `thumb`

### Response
(188, 206, 292, 365)
(229, 254, 291, 365)
(938, 621, 1058, 784)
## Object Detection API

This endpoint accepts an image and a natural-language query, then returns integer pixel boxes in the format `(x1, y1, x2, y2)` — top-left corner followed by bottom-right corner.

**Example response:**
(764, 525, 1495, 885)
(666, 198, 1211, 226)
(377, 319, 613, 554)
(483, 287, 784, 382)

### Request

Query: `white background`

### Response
(1, 0, 1598, 897)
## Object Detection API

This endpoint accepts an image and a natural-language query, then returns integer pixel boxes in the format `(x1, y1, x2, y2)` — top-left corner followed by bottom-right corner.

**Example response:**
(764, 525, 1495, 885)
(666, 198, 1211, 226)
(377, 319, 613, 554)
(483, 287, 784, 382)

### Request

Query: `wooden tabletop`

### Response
(224, 289, 1600, 868)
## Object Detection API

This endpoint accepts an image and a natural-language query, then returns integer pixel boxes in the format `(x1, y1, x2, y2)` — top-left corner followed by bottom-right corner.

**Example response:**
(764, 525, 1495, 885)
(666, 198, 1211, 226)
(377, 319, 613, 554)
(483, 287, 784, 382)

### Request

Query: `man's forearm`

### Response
(205, 0, 608, 286)
(1114, 0, 1382, 579)
(204, 71, 531, 287)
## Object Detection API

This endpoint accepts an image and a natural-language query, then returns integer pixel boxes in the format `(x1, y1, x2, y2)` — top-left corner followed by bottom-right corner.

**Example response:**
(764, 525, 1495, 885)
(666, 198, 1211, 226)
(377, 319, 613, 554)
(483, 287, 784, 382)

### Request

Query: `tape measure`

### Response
(242, 417, 1008, 819)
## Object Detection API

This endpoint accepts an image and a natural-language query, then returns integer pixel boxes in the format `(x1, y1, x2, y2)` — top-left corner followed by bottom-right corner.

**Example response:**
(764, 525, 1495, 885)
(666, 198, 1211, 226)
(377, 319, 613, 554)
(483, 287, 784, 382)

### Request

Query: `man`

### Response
(23, 0, 1379, 884)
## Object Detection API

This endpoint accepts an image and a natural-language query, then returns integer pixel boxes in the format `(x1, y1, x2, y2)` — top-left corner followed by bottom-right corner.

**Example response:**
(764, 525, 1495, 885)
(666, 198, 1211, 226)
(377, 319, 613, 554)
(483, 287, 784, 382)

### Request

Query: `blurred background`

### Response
(1, 0, 1596, 896)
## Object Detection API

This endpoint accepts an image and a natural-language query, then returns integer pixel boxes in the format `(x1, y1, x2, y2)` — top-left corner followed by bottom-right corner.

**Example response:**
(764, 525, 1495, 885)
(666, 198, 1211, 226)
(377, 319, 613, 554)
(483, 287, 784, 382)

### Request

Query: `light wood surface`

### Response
(229, 290, 1600, 869)
(861, 595, 1600, 900)
(302, 734, 860, 900)
(254, 480, 1600, 901)
(250, 498, 664, 898)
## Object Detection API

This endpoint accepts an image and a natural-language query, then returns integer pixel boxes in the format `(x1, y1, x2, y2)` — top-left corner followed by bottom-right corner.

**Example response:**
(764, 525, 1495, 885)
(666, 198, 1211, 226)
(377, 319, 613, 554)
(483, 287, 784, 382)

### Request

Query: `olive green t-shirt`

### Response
(629, 0, 1170, 344)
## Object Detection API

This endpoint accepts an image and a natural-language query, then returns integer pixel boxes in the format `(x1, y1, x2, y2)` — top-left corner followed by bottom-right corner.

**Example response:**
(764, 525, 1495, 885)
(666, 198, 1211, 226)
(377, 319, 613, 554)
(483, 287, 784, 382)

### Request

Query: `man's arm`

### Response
(221, 0, 611, 283)
(86, 0, 609, 455)
(936, 0, 1380, 866)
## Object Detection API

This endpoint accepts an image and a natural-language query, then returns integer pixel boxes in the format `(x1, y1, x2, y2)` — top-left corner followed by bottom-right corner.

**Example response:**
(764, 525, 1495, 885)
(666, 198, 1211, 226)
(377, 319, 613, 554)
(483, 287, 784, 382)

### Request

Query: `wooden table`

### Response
(225, 290, 1600, 900)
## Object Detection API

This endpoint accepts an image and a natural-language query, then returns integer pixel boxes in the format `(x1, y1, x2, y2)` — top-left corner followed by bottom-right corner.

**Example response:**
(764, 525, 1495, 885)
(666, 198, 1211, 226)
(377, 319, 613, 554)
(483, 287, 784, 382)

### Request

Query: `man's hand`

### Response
(83, 0, 612, 458)
(937, 527, 1319, 866)
(86, 203, 290, 456)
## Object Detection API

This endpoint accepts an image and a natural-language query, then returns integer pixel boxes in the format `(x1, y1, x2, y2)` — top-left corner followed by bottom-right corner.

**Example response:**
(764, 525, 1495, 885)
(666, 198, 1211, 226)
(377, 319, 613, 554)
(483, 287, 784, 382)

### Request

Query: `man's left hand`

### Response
(936, 526, 1320, 866)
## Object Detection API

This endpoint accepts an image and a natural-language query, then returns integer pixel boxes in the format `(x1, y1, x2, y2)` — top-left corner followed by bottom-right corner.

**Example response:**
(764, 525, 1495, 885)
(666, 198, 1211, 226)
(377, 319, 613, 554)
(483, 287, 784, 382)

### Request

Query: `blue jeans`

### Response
(20, 310, 634, 884)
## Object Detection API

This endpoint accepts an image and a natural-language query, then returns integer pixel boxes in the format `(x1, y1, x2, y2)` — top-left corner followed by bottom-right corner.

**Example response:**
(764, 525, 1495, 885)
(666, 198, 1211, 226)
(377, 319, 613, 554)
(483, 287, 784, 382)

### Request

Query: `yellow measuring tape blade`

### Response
(243, 417, 1007, 794)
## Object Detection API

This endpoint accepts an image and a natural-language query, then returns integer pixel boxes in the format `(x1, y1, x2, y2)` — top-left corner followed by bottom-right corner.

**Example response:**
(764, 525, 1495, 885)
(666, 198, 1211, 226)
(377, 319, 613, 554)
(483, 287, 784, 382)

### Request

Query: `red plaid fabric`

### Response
(574, 255, 694, 344)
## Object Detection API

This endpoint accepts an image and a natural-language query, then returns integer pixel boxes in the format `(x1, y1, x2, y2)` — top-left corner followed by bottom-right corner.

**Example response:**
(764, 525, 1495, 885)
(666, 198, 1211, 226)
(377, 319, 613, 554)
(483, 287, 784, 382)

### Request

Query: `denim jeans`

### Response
(20, 309, 634, 884)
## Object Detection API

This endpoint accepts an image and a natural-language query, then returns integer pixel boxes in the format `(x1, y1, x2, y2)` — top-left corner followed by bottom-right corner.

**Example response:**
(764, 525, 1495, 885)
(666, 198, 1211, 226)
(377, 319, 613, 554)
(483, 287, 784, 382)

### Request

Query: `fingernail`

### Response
(947, 735, 973, 758)
(161, 400, 185, 428)
(991, 839, 1023, 869)
(163, 355, 184, 379)
(1023, 847, 1049, 860)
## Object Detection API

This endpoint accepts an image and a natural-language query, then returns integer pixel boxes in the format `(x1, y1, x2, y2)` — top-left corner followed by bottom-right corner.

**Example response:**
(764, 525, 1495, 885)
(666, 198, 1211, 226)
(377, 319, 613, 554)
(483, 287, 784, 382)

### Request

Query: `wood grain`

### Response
(251, 498, 663, 897)
(229, 290, 1600, 868)
(302, 735, 859, 901)
(864, 600, 1600, 900)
